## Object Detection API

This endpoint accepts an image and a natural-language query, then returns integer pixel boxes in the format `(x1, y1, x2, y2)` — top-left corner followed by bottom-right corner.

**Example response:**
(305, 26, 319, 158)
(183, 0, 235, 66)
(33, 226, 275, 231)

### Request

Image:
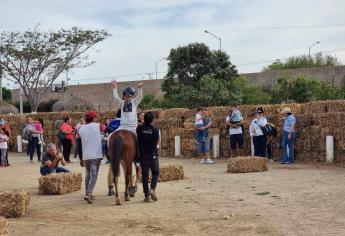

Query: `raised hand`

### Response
(138, 81, 144, 88)
(112, 80, 117, 89)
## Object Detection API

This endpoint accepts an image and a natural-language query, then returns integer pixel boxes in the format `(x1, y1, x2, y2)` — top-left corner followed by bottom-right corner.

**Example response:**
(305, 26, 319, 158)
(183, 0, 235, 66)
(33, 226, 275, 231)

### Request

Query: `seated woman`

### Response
(40, 143, 70, 176)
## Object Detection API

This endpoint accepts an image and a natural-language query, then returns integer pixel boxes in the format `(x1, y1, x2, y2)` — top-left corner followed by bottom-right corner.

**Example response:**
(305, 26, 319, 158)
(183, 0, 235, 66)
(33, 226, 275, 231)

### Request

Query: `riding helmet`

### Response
(123, 87, 136, 97)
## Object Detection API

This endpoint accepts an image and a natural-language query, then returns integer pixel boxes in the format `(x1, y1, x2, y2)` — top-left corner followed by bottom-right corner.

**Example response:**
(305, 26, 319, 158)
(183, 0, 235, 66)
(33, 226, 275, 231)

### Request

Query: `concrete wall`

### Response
(11, 79, 165, 112)
(11, 65, 345, 111)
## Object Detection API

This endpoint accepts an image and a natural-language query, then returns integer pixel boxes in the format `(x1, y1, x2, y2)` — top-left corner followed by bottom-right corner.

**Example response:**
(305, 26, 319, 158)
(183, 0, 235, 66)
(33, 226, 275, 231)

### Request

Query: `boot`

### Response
(108, 186, 115, 196)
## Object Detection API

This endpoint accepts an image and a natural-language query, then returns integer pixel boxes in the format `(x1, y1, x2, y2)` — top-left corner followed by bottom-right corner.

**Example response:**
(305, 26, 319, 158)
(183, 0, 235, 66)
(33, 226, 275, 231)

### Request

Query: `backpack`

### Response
(261, 123, 277, 137)
(22, 129, 32, 141)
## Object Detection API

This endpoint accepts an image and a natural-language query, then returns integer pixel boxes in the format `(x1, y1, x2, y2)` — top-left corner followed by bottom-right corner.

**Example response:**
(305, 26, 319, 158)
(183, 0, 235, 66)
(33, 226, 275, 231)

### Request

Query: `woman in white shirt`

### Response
(249, 107, 267, 157)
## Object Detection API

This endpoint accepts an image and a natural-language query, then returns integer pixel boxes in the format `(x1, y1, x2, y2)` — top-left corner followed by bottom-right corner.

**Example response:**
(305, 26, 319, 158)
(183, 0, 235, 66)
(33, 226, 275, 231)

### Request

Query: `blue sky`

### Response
(1, 0, 345, 87)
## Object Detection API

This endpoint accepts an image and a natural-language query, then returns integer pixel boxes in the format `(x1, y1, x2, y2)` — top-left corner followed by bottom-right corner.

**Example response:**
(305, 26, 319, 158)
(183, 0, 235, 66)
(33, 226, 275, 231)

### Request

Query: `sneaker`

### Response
(101, 160, 106, 165)
(206, 158, 214, 164)
(200, 159, 206, 164)
(269, 159, 274, 163)
(71, 158, 76, 163)
(108, 187, 115, 196)
(149, 189, 158, 201)
(84, 196, 93, 204)
(144, 197, 150, 203)
(105, 160, 111, 164)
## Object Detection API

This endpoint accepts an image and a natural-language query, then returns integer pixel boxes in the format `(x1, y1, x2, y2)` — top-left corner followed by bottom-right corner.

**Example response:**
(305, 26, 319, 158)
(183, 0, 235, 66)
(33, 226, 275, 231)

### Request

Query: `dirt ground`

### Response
(1, 153, 345, 236)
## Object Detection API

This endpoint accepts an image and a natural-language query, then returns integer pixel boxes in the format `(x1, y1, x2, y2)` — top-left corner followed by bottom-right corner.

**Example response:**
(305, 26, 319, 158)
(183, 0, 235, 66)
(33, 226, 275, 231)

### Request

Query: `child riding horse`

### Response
(109, 80, 143, 205)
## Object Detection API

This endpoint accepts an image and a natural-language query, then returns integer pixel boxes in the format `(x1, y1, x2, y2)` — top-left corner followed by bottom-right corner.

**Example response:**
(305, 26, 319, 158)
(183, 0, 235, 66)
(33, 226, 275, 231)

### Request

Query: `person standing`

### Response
(280, 107, 296, 164)
(73, 117, 85, 163)
(0, 128, 9, 167)
(60, 117, 74, 163)
(196, 110, 213, 164)
(24, 116, 43, 163)
(137, 112, 160, 202)
(249, 107, 267, 157)
(78, 111, 106, 204)
(226, 105, 244, 158)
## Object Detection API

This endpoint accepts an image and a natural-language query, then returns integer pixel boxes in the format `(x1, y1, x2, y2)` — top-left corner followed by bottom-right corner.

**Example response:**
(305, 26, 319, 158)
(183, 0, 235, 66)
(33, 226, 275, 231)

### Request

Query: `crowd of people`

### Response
(0, 80, 297, 204)
(194, 105, 296, 164)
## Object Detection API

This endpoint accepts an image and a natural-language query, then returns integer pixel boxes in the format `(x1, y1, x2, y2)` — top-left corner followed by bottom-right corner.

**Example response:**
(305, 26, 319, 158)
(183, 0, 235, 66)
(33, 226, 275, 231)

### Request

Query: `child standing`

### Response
(0, 128, 9, 167)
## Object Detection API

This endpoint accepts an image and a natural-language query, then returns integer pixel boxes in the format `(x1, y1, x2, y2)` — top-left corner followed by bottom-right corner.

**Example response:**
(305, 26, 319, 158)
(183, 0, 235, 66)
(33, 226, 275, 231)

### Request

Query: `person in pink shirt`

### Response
(33, 118, 45, 146)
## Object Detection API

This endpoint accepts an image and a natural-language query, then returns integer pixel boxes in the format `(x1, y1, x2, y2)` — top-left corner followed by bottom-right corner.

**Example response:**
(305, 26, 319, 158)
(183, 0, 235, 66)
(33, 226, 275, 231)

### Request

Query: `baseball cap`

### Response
(85, 111, 98, 119)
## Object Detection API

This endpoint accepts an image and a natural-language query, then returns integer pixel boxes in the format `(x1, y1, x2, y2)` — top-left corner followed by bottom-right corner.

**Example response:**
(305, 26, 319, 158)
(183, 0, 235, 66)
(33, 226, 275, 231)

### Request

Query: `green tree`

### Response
(139, 94, 164, 110)
(264, 53, 340, 71)
(1, 87, 11, 101)
(162, 43, 238, 107)
(0, 26, 110, 112)
(233, 76, 271, 105)
(269, 75, 344, 103)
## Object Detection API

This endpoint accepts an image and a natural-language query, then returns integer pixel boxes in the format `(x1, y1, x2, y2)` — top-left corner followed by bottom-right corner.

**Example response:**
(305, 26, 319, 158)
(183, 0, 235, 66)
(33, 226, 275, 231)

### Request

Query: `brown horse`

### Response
(109, 130, 141, 205)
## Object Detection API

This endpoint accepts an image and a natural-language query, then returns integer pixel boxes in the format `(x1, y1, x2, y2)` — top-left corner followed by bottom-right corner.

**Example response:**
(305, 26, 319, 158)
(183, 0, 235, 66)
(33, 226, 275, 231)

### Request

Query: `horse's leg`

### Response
(114, 176, 121, 205)
(121, 160, 130, 201)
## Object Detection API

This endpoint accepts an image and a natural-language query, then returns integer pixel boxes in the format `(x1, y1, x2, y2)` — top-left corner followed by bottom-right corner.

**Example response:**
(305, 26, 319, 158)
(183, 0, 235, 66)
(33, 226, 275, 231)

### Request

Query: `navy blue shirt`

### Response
(136, 124, 159, 159)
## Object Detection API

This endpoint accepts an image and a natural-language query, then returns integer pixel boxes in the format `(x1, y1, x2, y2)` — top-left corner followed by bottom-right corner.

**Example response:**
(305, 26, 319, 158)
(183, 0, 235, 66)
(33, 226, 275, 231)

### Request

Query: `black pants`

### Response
(141, 157, 160, 197)
(29, 137, 41, 161)
(267, 140, 272, 159)
(253, 135, 267, 157)
(76, 137, 83, 160)
(61, 138, 72, 162)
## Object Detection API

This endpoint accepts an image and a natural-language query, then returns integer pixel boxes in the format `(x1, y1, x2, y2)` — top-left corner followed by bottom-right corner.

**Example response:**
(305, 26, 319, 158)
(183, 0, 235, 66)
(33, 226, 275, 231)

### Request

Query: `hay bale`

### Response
(227, 156, 268, 173)
(0, 190, 30, 218)
(38, 173, 82, 195)
(0, 217, 9, 235)
(159, 165, 184, 182)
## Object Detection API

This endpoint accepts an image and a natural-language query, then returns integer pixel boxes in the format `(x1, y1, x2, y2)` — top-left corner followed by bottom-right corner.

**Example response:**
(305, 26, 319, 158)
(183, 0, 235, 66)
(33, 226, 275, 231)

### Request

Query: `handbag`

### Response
(57, 130, 66, 140)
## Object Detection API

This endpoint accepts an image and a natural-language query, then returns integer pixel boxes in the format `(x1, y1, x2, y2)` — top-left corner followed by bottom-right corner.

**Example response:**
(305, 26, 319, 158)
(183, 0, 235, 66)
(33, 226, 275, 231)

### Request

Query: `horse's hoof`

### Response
(115, 198, 121, 205)
(125, 196, 130, 201)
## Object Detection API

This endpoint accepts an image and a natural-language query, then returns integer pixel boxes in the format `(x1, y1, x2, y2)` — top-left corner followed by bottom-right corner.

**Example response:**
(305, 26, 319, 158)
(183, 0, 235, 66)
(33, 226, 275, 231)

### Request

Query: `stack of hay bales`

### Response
(38, 173, 82, 195)
(227, 156, 268, 173)
(0, 217, 9, 235)
(159, 165, 184, 182)
(0, 190, 30, 218)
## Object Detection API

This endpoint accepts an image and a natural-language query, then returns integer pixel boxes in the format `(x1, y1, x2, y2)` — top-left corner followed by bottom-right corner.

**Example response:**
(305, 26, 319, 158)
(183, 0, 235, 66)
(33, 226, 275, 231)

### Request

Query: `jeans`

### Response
(253, 135, 267, 157)
(84, 159, 102, 196)
(141, 157, 160, 197)
(40, 166, 70, 176)
(281, 131, 296, 163)
(61, 138, 72, 162)
(29, 137, 41, 161)
(0, 148, 7, 165)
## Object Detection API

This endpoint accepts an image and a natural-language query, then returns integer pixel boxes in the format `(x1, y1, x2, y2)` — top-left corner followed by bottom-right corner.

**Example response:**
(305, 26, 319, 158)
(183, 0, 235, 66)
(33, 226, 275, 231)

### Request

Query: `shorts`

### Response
(230, 134, 244, 150)
(197, 135, 210, 153)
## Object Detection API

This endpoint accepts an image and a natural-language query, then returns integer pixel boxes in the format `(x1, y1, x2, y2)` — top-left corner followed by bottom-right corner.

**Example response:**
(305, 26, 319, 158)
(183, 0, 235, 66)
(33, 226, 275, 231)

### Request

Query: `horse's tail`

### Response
(111, 135, 123, 178)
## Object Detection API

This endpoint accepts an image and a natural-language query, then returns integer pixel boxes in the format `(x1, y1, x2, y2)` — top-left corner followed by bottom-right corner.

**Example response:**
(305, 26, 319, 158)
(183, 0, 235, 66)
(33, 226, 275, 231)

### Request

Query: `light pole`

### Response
(204, 30, 221, 51)
(308, 41, 320, 58)
(155, 58, 166, 80)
